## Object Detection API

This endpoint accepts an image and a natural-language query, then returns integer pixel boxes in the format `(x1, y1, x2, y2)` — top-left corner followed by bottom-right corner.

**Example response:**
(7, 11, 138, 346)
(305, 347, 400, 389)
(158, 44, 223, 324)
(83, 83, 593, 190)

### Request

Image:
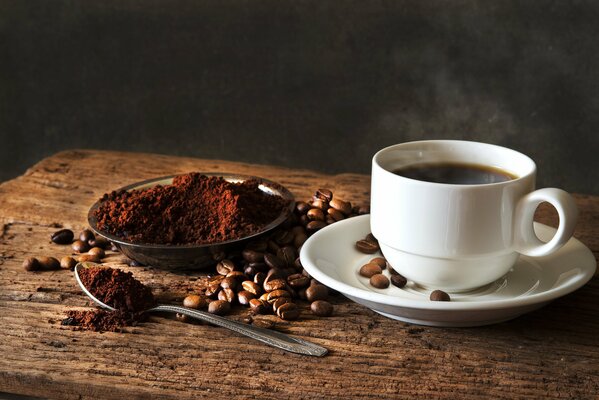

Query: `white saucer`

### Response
(300, 215, 596, 327)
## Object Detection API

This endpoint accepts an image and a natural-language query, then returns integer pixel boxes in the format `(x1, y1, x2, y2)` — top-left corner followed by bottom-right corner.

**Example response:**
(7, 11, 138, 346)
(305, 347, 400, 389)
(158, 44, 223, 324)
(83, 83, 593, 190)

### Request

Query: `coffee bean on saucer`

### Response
(183, 295, 206, 309)
(315, 188, 333, 202)
(216, 259, 236, 275)
(390, 274, 407, 288)
(79, 229, 95, 243)
(276, 302, 300, 320)
(72, 240, 90, 253)
(365, 233, 378, 244)
(88, 247, 105, 259)
(355, 240, 379, 254)
(306, 284, 328, 302)
(311, 300, 334, 317)
(38, 256, 60, 271)
(369, 257, 387, 269)
(430, 290, 450, 302)
(23, 257, 40, 271)
(51, 229, 74, 245)
(370, 274, 390, 289)
(359, 263, 382, 278)
(60, 256, 77, 270)
(208, 300, 231, 315)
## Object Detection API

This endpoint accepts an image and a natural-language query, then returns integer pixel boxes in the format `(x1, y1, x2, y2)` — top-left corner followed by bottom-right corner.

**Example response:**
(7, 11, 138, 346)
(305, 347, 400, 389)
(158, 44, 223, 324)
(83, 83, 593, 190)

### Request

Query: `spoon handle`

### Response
(151, 305, 328, 357)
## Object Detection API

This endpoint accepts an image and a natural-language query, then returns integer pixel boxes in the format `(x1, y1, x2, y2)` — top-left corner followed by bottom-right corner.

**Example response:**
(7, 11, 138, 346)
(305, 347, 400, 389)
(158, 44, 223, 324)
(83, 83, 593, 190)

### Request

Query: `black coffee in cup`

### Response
(393, 162, 517, 184)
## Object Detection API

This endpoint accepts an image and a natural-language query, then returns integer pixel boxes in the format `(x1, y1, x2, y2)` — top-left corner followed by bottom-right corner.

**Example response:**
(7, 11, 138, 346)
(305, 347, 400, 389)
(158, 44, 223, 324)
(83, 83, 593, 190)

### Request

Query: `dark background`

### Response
(1, 0, 598, 193)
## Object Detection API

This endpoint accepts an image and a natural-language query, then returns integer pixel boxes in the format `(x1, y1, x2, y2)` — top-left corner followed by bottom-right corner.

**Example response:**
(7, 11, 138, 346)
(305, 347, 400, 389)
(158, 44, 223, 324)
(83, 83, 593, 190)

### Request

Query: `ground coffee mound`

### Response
(62, 309, 145, 332)
(94, 173, 289, 245)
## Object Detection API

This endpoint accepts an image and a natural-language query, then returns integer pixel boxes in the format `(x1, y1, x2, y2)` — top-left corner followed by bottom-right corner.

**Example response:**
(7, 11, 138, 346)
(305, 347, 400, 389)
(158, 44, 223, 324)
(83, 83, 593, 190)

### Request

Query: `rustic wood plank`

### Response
(0, 150, 598, 399)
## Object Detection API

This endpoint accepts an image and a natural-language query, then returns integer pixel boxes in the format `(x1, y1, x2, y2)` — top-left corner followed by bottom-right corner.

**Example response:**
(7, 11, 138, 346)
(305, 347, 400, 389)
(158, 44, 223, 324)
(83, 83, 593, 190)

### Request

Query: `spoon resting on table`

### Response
(74, 263, 328, 357)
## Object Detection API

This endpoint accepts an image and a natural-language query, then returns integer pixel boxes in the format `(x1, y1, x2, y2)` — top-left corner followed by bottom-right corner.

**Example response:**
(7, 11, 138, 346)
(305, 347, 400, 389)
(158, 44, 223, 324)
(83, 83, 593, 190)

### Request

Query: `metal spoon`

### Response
(74, 263, 327, 356)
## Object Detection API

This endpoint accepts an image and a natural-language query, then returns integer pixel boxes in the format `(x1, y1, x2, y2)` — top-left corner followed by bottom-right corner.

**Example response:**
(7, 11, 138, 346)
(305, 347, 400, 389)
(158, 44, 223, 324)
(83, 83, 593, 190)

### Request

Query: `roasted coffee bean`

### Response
(294, 232, 308, 248)
(430, 290, 451, 302)
(78, 254, 101, 263)
(225, 270, 247, 282)
(325, 216, 336, 225)
(295, 201, 311, 214)
(294, 257, 303, 270)
(297, 288, 308, 300)
(387, 265, 399, 275)
(208, 300, 231, 315)
(273, 230, 294, 245)
(266, 289, 291, 304)
(264, 254, 286, 270)
(355, 239, 379, 254)
(176, 313, 189, 322)
(72, 240, 90, 253)
(244, 265, 258, 277)
(79, 229, 95, 243)
(287, 273, 310, 289)
(277, 246, 296, 268)
(88, 247, 105, 259)
(311, 300, 334, 317)
(248, 262, 269, 272)
(220, 277, 238, 290)
(183, 295, 206, 309)
(216, 259, 236, 275)
(311, 198, 329, 211)
(88, 236, 110, 249)
(254, 272, 266, 286)
(218, 288, 236, 303)
(359, 263, 382, 278)
(327, 208, 345, 222)
(272, 297, 292, 313)
(390, 274, 408, 288)
(315, 188, 333, 202)
(291, 225, 306, 236)
(237, 290, 256, 305)
(242, 249, 264, 263)
(306, 208, 325, 221)
(265, 268, 285, 283)
(358, 205, 370, 215)
(51, 229, 74, 245)
(245, 240, 268, 252)
(369, 257, 387, 269)
(23, 257, 40, 271)
(38, 256, 60, 271)
(267, 240, 281, 253)
(276, 302, 300, 320)
(204, 283, 221, 298)
(330, 198, 351, 215)
(263, 278, 286, 292)
(299, 214, 310, 226)
(306, 284, 329, 302)
(370, 274, 390, 289)
(365, 233, 378, 244)
(242, 281, 262, 296)
(306, 220, 327, 232)
(249, 298, 269, 314)
(310, 278, 321, 287)
(252, 318, 275, 329)
(60, 256, 77, 270)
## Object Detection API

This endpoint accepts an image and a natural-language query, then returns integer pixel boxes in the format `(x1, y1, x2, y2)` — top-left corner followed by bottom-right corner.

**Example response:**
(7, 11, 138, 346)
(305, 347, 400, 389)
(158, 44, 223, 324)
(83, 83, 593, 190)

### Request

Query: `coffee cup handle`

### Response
(514, 188, 578, 257)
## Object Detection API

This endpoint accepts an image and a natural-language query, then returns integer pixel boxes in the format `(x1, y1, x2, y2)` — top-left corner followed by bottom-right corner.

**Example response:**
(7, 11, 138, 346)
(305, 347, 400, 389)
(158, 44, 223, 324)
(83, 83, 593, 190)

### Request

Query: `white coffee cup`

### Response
(370, 140, 578, 292)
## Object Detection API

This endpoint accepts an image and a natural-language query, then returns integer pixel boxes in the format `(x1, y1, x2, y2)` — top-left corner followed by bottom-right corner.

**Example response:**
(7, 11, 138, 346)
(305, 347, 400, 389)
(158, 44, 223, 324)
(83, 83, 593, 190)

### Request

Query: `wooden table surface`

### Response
(1, 150, 598, 399)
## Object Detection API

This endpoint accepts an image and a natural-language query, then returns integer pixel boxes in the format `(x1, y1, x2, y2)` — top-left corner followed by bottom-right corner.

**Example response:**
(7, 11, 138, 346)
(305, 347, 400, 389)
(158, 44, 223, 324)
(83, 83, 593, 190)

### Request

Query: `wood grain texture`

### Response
(0, 150, 598, 399)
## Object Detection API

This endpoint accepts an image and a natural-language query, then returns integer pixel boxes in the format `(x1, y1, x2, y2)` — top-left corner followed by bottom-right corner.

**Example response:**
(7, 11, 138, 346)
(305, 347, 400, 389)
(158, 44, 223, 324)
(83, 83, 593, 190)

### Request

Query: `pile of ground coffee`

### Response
(94, 173, 289, 245)
(62, 309, 145, 332)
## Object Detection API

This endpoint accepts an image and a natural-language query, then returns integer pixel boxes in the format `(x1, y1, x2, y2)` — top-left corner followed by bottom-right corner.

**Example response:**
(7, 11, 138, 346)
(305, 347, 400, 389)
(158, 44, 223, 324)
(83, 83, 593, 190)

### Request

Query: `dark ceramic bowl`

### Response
(87, 173, 295, 270)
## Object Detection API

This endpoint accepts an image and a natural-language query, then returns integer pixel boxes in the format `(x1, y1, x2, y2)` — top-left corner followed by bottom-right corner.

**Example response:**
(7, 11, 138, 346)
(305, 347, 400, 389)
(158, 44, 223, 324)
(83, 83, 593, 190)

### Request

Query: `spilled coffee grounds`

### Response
(94, 173, 289, 245)
(62, 309, 145, 332)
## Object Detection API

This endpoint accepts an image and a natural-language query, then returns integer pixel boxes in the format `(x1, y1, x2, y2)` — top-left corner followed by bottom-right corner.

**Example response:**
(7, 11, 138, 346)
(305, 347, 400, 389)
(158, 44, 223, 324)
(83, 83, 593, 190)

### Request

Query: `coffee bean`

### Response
(176, 313, 189, 322)
(365, 233, 378, 244)
(225, 270, 247, 282)
(330, 198, 351, 215)
(88, 236, 110, 249)
(23, 257, 40, 271)
(325, 216, 335, 225)
(430, 290, 450, 302)
(267, 240, 281, 253)
(264, 254, 286, 270)
(294, 232, 308, 248)
(79, 229, 95, 243)
(216, 259, 236, 275)
(310, 278, 321, 287)
(276, 302, 300, 320)
(249, 298, 268, 315)
(218, 288, 236, 303)
(88, 247, 105, 259)
(51, 229, 74, 245)
(307, 208, 325, 221)
(265, 289, 291, 304)
(60, 256, 76, 270)
(205, 283, 221, 298)
(272, 297, 292, 313)
(291, 225, 306, 235)
(208, 300, 231, 315)
(248, 262, 269, 272)
(277, 246, 296, 268)
(183, 295, 206, 309)
(359, 263, 382, 278)
(220, 277, 238, 290)
(241, 281, 262, 296)
(311, 199, 329, 211)
(306, 220, 327, 232)
(265, 268, 285, 283)
(358, 205, 370, 215)
(390, 274, 408, 288)
(38, 256, 60, 271)
(327, 208, 345, 222)
(297, 288, 307, 300)
(242, 249, 264, 263)
(245, 240, 268, 252)
(370, 274, 390, 289)
(273, 230, 294, 245)
(295, 201, 311, 214)
(253, 272, 266, 286)
(355, 239, 379, 254)
(77, 254, 101, 263)
(244, 265, 258, 277)
(237, 290, 256, 306)
(263, 278, 287, 292)
(252, 318, 275, 329)
(315, 188, 333, 202)
(311, 300, 334, 317)
(72, 240, 90, 253)
(299, 215, 310, 226)
(306, 284, 329, 302)
(287, 273, 310, 289)
(369, 257, 387, 269)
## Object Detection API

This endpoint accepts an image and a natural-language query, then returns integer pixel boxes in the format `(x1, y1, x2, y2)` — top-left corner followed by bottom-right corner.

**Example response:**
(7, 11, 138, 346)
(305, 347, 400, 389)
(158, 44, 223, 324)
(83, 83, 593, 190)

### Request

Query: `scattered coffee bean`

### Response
(242, 249, 264, 263)
(311, 300, 333, 317)
(311, 199, 328, 211)
(265, 289, 291, 304)
(273, 230, 294, 246)
(241, 281, 262, 296)
(330, 198, 352, 215)
(77, 254, 101, 263)
(38, 256, 60, 271)
(277, 246, 296, 268)
(276, 302, 300, 320)
(369, 257, 387, 269)
(79, 229, 95, 243)
(272, 297, 292, 313)
(359, 263, 382, 278)
(294, 232, 308, 248)
(287, 273, 310, 289)
(51, 229, 74, 245)
(307, 208, 325, 221)
(327, 208, 345, 222)
(365, 233, 378, 244)
(225, 270, 247, 283)
(357, 205, 370, 215)
(264, 253, 286, 270)
(23, 257, 40, 271)
(430, 290, 450, 302)
(355, 239, 379, 254)
(237, 290, 256, 306)
(315, 188, 333, 202)
(204, 283, 221, 298)
(306, 220, 327, 232)
(370, 274, 390, 289)
(72, 240, 90, 253)
(60, 256, 77, 270)
(295, 201, 311, 214)
(249, 298, 268, 315)
(88, 247, 105, 259)
(306, 284, 329, 302)
(252, 318, 275, 329)
(220, 277, 237, 290)
(216, 259, 236, 275)
(263, 278, 286, 292)
(88, 236, 110, 249)
(253, 272, 266, 286)
(390, 274, 408, 288)
(183, 295, 206, 309)
(218, 288, 236, 303)
(208, 300, 231, 315)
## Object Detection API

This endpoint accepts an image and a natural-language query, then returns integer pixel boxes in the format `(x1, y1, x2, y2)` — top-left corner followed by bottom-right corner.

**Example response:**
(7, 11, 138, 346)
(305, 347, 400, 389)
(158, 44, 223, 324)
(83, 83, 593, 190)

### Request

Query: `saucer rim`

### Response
(300, 215, 596, 312)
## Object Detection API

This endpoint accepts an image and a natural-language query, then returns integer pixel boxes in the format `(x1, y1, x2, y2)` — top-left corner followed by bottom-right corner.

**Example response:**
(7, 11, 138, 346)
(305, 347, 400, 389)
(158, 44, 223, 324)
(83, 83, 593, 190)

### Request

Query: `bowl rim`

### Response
(87, 172, 295, 249)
